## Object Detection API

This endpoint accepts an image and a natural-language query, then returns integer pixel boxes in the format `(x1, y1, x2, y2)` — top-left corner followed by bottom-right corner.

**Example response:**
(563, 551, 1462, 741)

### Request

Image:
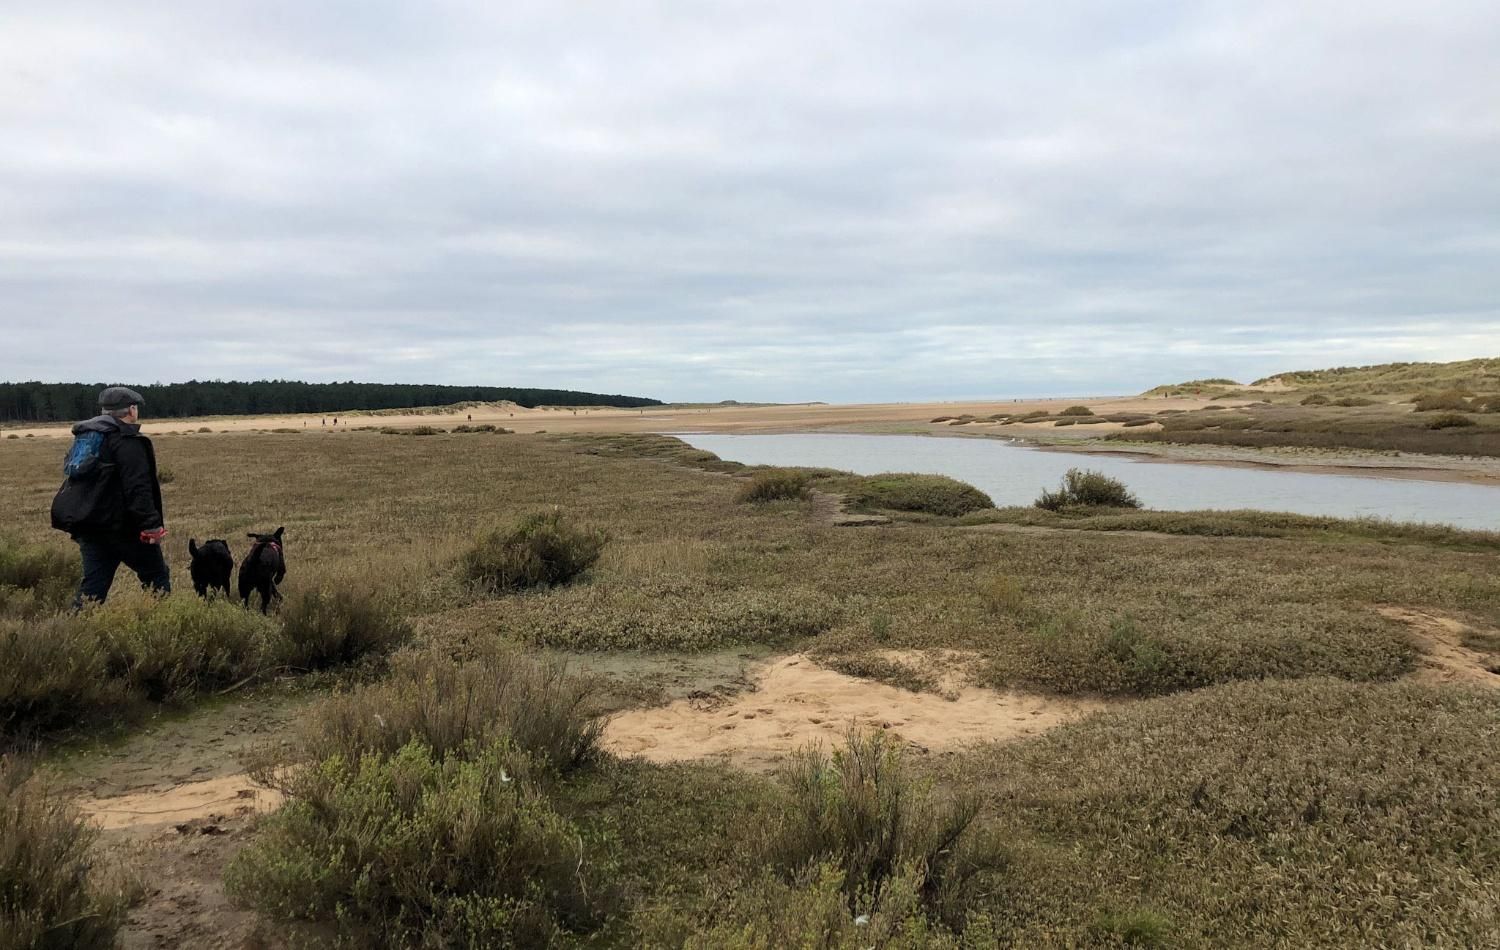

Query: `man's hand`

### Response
(140, 527, 168, 545)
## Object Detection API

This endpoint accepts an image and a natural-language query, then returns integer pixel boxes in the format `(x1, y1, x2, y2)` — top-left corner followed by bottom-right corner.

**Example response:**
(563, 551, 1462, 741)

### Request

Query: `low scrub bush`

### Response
(1058, 405, 1094, 416)
(929, 416, 957, 423)
(452, 423, 509, 433)
(764, 730, 1004, 931)
(289, 646, 604, 772)
(1120, 418, 1155, 427)
(1, 761, 133, 949)
(228, 741, 612, 947)
(1333, 396, 1377, 407)
(1052, 418, 1077, 427)
(735, 469, 811, 504)
(1425, 412, 1476, 429)
(845, 474, 993, 517)
(1034, 469, 1140, 510)
(1412, 390, 1474, 412)
(274, 586, 412, 671)
(82, 593, 276, 702)
(462, 509, 607, 593)
(0, 615, 126, 738)
(0, 536, 78, 619)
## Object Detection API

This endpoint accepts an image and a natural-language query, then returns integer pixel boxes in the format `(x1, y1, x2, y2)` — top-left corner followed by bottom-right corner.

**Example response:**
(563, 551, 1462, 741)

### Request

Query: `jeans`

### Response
(75, 535, 171, 607)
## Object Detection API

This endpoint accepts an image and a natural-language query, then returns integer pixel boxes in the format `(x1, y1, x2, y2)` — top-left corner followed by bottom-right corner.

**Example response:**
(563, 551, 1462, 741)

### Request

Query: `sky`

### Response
(2, 1, 1498, 403)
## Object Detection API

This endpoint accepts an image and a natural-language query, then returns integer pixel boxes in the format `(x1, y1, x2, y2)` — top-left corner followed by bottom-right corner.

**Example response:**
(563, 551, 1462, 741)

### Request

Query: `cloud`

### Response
(2, 0, 1498, 400)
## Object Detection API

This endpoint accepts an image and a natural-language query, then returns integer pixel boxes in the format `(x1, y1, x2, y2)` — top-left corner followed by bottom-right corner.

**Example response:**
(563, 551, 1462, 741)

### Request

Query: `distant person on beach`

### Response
(50, 386, 169, 606)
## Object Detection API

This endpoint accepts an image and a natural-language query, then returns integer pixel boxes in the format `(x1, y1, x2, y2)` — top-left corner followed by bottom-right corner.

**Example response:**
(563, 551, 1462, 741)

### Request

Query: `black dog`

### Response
(187, 538, 234, 598)
(239, 527, 286, 614)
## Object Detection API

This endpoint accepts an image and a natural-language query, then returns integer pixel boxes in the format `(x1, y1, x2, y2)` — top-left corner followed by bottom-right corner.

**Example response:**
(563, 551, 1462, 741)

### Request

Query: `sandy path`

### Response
(604, 652, 1112, 771)
(1379, 606, 1500, 688)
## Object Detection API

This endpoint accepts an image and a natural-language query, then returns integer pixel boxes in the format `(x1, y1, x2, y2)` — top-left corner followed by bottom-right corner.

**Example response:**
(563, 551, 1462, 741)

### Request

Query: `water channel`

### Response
(676, 432, 1500, 531)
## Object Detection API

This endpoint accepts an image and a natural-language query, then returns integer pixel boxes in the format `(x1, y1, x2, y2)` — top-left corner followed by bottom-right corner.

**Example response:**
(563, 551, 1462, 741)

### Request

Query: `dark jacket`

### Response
(69, 415, 164, 537)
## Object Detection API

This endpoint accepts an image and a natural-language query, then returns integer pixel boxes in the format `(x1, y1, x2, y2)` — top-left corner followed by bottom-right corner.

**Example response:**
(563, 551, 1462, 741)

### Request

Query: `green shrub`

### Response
(845, 474, 993, 517)
(1425, 412, 1477, 429)
(735, 470, 811, 504)
(764, 730, 1003, 931)
(82, 593, 276, 702)
(929, 416, 957, 423)
(197, 426, 212, 433)
(453, 423, 506, 433)
(1034, 469, 1141, 510)
(274, 586, 412, 671)
(1412, 390, 1474, 412)
(228, 741, 611, 947)
(1333, 396, 1377, 407)
(289, 646, 603, 772)
(1053, 418, 1077, 427)
(1120, 418, 1155, 428)
(0, 761, 133, 949)
(462, 510, 608, 593)
(1058, 405, 1095, 416)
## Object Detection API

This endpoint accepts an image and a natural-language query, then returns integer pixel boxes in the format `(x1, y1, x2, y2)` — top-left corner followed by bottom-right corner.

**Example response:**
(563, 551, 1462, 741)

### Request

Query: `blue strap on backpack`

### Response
(63, 431, 106, 478)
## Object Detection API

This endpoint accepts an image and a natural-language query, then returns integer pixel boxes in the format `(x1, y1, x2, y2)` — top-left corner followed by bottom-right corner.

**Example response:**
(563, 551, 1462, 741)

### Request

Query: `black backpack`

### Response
(50, 430, 121, 535)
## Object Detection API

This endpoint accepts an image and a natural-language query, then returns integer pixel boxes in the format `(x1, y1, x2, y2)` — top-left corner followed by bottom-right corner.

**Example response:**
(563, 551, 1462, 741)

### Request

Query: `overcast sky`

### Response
(3, 2, 1498, 402)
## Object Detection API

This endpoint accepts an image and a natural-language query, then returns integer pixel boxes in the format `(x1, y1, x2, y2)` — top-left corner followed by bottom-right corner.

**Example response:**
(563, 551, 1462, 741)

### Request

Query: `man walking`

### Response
(51, 386, 170, 606)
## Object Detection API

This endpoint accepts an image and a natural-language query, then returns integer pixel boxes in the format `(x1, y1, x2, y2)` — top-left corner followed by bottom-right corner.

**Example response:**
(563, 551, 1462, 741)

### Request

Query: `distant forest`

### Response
(0, 380, 663, 423)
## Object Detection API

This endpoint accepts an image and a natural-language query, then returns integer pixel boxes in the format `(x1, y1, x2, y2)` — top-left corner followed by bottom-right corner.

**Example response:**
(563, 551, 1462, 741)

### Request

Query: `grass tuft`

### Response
(462, 509, 607, 593)
(764, 730, 1004, 931)
(735, 469, 811, 504)
(283, 645, 605, 772)
(1035, 468, 1141, 510)
(274, 585, 412, 671)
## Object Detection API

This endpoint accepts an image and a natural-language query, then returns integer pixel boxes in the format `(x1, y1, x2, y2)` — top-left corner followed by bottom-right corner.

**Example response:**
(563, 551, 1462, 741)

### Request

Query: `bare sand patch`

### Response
(79, 774, 282, 832)
(604, 652, 1111, 771)
(1379, 606, 1500, 688)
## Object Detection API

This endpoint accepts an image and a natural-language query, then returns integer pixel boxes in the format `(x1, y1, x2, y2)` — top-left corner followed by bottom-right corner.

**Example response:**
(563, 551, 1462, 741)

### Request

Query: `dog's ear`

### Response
(189, 539, 198, 557)
(274, 526, 285, 540)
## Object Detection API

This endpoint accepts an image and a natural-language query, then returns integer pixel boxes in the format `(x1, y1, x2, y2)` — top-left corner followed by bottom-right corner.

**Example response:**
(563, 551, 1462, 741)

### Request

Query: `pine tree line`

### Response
(0, 380, 662, 422)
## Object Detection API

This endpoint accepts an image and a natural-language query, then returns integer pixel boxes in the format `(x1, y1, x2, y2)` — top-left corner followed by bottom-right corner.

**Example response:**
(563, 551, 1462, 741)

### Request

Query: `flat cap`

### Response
(98, 386, 145, 410)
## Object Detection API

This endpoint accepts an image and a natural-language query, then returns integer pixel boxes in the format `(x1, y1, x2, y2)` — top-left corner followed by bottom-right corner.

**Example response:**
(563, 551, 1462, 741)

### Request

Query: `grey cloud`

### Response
(2, 1, 1498, 401)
